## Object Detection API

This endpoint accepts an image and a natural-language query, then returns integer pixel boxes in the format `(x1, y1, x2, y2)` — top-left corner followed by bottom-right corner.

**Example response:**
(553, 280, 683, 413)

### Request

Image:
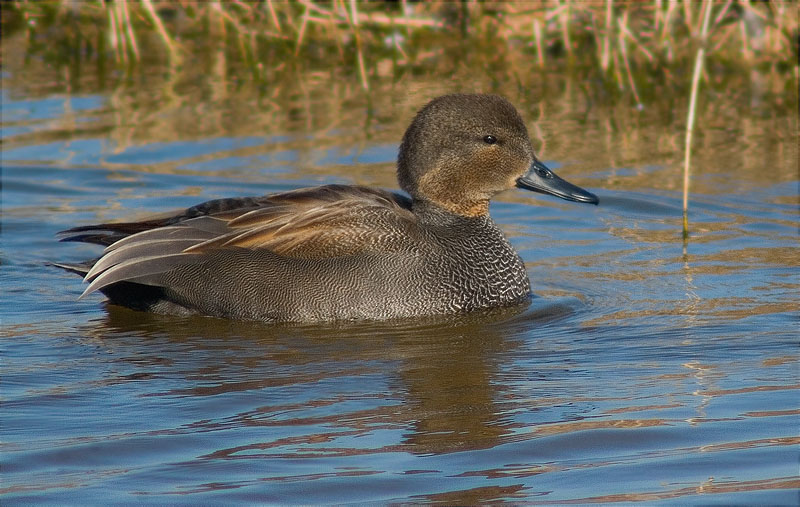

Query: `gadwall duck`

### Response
(57, 94, 598, 321)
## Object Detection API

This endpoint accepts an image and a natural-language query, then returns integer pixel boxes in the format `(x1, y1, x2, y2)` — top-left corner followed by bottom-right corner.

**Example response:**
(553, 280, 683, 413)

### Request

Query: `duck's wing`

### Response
(58, 194, 274, 247)
(58, 185, 421, 298)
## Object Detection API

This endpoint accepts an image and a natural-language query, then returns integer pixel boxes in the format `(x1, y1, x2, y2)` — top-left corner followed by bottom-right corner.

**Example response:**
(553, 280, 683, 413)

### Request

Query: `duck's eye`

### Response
(483, 135, 497, 145)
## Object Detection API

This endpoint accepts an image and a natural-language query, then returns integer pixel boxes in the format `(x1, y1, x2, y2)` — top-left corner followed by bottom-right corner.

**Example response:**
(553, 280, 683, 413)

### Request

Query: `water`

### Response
(2, 64, 798, 503)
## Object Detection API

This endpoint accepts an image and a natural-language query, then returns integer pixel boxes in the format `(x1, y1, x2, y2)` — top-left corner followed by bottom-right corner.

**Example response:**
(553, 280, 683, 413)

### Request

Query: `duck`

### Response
(56, 94, 598, 322)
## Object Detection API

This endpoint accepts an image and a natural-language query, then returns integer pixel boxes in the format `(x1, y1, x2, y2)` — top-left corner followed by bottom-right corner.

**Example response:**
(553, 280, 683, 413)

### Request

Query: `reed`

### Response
(683, 0, 714, 242)
(3, 1, 794, 96)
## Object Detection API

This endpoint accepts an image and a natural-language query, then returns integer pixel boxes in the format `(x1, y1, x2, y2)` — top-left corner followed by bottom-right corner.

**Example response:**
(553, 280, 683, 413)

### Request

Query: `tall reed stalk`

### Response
(683, 0, 714, 241)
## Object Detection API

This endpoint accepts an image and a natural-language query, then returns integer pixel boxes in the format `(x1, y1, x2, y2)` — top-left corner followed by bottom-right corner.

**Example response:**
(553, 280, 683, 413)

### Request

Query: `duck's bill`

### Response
(516, 160, 599, 205)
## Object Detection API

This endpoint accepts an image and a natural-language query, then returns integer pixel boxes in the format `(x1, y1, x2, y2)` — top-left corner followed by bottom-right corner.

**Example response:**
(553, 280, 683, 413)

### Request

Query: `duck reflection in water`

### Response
(94, 304, 560, 456)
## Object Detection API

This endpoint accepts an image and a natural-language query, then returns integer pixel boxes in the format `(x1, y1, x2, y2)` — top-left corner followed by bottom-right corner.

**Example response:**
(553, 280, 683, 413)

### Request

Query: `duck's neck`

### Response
(412, 199, 491, 226)
(411, 193, 490, 218)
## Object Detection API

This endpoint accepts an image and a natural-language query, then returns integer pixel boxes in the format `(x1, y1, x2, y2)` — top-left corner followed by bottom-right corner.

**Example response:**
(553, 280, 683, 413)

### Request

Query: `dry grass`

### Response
(3, 1, 796, 102)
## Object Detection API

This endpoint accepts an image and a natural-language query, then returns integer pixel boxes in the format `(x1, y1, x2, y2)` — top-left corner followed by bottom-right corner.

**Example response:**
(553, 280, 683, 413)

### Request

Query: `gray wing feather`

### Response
(85, 238, 203, 280)
(80, 253, 198, 299)
(103, 217, 225, 253)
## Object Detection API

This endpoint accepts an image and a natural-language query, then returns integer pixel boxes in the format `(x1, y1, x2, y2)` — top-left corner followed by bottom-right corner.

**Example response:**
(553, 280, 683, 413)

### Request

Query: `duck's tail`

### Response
(49, 260, 94, 277)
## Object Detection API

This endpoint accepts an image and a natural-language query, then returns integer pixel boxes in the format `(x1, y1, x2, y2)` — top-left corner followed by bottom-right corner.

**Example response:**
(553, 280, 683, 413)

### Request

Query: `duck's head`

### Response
(398, 94, 598, 217)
